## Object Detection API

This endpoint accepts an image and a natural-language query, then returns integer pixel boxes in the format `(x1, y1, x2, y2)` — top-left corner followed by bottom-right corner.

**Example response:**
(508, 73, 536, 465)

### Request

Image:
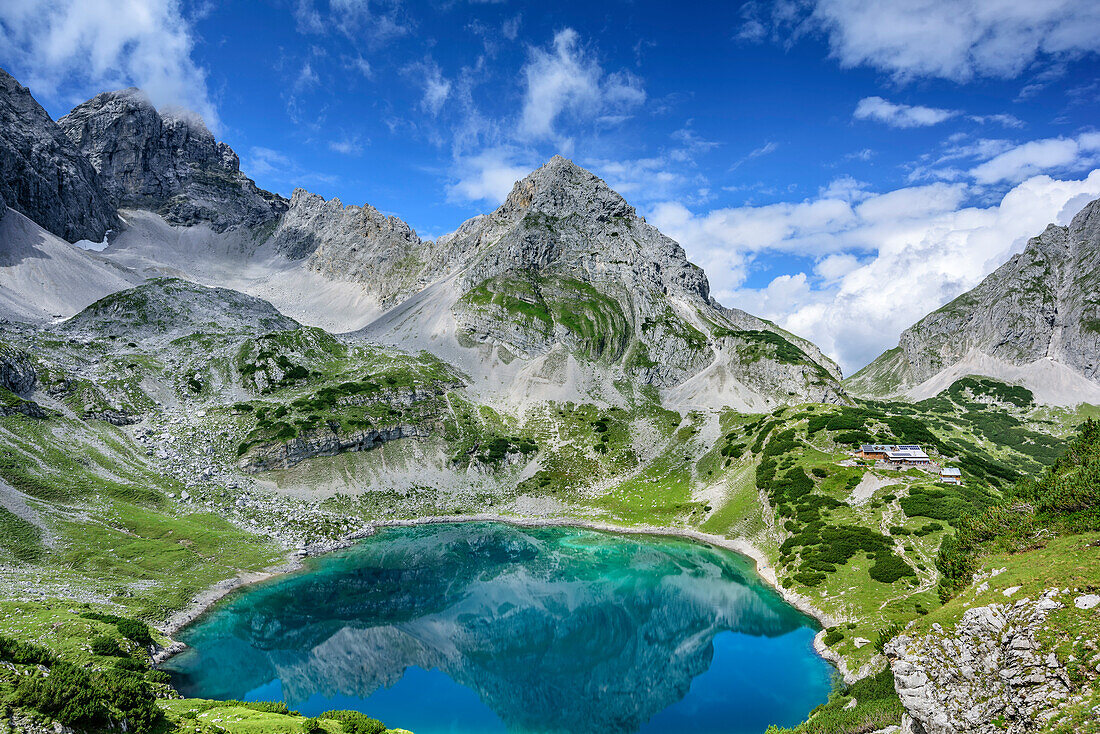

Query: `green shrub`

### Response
(822, 628, 843, 646)
(0, 634, 55, 666)
(14, 663, 105, 728)
(114, 658, 145, 672)
(90, 636, 124, 657)
(320, 710, 387, 734)
(98, 670, 160, 733)
(868, 552, 917, 584)
(145, 669, 171, 684)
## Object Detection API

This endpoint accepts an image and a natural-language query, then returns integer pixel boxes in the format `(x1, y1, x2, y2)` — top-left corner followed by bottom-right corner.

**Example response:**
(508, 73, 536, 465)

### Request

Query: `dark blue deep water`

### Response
(164, 523, 833, 734)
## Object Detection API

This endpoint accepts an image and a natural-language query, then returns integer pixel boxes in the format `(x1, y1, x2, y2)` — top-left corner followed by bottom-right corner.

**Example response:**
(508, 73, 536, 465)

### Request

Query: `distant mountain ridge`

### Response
(847, 196, 1100, 406)
(0, 70, 846, 411)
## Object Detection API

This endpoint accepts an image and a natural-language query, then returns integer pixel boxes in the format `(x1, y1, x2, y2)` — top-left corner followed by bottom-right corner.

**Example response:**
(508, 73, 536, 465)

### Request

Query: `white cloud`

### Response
(853, 96, 957, 128)
(502, 15, 521, 41)
(417, 62, 452, 116)
(295, 0, 409, 43)
(518, 28, 645, 143)
(811, 0, 1100, 82)
(344, 55, 373, 79)
(447, 147, 538, 204)
(294, 61, 320, 93)
(328, 136, 364, 155)
(650, 171, 1100, 373)
(969, 113, 1025, 128)
(0, 0, 218, 129)
(246, 147, 293, 178)
(970, 133, 1100, 184)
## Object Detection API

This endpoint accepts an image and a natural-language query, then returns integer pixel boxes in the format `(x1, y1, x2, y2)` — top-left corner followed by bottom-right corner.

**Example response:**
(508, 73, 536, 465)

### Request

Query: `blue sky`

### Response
(3, 0, 1100, 372)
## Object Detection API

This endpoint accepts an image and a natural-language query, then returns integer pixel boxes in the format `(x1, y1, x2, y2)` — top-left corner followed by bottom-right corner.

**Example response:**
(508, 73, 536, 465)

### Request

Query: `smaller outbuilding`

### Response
(940, 467, 962, 485)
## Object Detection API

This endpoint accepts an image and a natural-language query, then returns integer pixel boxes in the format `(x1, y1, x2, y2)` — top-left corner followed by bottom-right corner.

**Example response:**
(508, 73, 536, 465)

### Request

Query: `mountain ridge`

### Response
(846, 195, 1100, 406)
(0, 73, 846, 411)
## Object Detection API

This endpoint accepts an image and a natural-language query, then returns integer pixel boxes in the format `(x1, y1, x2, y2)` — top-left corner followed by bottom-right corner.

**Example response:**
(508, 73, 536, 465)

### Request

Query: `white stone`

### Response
(1074, 594, 1100, 610)
(1003, 586, 1021, 597)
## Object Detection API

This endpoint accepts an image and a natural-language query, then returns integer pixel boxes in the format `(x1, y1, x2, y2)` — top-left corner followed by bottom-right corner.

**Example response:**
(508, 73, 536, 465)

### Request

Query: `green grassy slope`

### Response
(0, 290, 1091, 734)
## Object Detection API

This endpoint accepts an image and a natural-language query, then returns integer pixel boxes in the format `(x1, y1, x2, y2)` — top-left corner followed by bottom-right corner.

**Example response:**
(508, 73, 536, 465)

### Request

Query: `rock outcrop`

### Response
(59, 88, 286, 231)
(0, 344, 36, 396)
(848, 196, 1100, 404)
(267, 188, 429, 310)
(239, 422, 430, 472)
(887, 589, 1072, 734)
(56, 278, 298, 345)
(0, 67, 118, 242)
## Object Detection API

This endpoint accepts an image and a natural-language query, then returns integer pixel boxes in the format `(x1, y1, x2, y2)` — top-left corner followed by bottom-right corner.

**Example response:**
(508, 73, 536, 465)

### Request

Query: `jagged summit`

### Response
(59, 86, 286, 232)
(498, 155, 636, 222)
(0, 67, 118, 242)
(847, 195, 1100, 405)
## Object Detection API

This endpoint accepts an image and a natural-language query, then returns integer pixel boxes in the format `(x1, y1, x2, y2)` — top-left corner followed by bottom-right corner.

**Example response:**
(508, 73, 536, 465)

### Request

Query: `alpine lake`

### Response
(163, 522, 834, 734)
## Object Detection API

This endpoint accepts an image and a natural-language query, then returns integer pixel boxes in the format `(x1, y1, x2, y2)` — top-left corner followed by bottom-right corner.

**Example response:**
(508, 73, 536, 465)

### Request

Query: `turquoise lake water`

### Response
(164, 522, 834, 734)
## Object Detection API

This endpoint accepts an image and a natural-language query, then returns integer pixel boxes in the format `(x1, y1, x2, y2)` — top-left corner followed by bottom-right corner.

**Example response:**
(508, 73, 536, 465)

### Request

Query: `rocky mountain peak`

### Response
(59, 86, 286, 232)
(497, 155, 635, 223)
(0, 67, 118, 242)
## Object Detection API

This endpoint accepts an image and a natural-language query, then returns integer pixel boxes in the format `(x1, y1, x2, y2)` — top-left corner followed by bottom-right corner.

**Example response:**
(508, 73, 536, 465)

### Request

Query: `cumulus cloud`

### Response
(970, 133, 1100, 184)
(0, 0, 218, 129)
(650, 171, 1100, 373)
(853, 97, 958, 128)
(742, 0, 1100, 82)
(813, 0, 1100, 81)
(518, 28, 645, 143)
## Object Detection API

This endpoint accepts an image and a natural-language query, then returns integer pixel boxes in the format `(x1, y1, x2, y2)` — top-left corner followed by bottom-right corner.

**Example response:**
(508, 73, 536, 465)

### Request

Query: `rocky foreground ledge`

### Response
(887, 587, 1100, 734)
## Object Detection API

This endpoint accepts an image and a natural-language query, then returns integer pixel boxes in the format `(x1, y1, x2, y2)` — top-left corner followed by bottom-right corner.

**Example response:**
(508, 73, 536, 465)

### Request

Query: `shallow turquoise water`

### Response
(164, 523, 833, 733)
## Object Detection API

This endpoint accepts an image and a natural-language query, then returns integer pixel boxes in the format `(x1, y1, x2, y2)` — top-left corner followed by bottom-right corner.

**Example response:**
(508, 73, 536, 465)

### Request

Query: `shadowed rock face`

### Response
(0, 344, 36, 396)
(166, 523, 817, 734)
(0, 68, 118, 242)
(59, 88, 286, 232)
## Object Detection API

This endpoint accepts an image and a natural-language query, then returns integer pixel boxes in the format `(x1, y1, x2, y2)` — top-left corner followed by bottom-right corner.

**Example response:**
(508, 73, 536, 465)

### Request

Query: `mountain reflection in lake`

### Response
(165, 522, 832, 734)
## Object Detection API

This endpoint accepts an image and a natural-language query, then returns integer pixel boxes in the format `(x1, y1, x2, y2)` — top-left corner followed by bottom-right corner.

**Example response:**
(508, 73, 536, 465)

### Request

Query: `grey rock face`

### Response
(268, 189, 428, 310)
(59, 88, 286, 231)
(0, 344, 36, 396)
(443, 156, 845, 402)
(0, 67, 118, 242)
(240, 422, 430, 472)
(887, 590, 1071, 734)
(849, 196, 1100, 397)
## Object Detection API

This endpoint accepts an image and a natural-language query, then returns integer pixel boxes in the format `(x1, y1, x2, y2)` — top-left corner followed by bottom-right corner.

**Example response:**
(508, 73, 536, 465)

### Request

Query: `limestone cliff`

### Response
(59, 88, 286, 232)
(0, 67, 118, 242)
(887, 589, 1077, 734)
(847, 197, 1100, 405)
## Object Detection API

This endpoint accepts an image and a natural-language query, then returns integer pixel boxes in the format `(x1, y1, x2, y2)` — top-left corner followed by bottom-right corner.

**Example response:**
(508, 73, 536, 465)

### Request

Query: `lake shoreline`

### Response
(155, 514, 841, 667)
